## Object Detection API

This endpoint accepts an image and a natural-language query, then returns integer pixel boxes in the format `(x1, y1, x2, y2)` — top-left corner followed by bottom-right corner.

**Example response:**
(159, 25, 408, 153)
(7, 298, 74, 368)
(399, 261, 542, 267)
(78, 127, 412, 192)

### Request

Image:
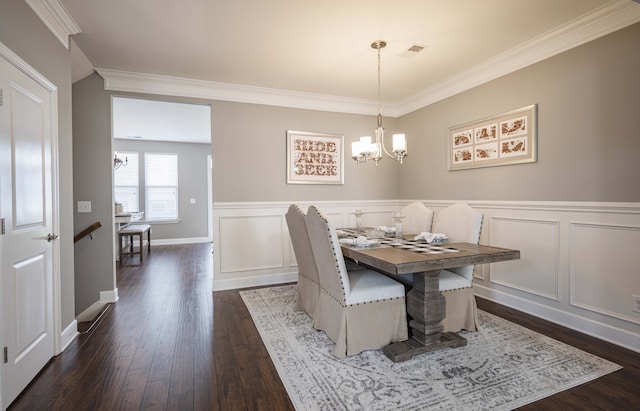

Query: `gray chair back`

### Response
(401, 202, 434, 234)
(433, 203, 483, 281)
(285, 204, 320, 287)
(305, 205, 350, 304)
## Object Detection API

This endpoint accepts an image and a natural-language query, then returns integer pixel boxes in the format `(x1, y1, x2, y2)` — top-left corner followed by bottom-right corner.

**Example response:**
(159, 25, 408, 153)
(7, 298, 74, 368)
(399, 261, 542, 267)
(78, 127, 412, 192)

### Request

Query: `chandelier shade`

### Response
(352, 40, 407, 165)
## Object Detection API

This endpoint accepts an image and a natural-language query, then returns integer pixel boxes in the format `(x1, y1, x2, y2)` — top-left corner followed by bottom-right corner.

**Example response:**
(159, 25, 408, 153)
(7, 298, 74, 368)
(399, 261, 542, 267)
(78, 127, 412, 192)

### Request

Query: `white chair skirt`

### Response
(441, 287, 479, 333)
(313, 279, 408, 358)
(294, 275, 320, 320)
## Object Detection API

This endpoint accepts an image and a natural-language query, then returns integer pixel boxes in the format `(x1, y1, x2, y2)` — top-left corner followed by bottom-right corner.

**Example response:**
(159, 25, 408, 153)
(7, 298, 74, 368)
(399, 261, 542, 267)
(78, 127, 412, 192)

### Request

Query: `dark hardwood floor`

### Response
(8, 243, 639, 410)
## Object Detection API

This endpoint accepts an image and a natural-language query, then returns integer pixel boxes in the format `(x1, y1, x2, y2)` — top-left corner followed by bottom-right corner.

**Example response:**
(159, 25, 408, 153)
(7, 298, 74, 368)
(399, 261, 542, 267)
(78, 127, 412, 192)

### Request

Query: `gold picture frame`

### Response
(448, 104, 537, 171)
(286, 130, 344, 184)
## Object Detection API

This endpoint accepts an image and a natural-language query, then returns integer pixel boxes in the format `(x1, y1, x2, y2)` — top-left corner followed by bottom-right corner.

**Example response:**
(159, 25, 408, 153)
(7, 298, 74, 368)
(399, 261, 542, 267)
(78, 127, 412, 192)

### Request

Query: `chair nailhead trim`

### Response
(345, 296, 405, 308)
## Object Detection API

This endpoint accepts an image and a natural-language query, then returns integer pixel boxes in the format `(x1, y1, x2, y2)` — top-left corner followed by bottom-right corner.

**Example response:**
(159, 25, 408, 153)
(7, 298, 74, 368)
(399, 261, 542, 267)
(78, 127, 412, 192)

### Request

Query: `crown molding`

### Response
(395, 0, 640, 115)
(96, 68, 393, 116)
(25, 0, 81, 49)
(97, 0, 640, 117)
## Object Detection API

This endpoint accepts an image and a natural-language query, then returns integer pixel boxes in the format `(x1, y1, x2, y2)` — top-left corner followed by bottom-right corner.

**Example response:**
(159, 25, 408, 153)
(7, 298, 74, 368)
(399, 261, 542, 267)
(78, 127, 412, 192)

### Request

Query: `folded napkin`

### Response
(336, 229, 349, 237)
(375, 226, 396, 234)
(339, 236, 378, 247)
(414, 232, 447, 243)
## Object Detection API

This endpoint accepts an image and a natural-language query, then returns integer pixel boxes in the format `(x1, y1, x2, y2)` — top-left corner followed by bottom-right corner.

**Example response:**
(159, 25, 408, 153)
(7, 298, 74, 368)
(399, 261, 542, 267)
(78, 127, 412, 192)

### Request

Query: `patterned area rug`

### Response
(240, 284, 621, 411)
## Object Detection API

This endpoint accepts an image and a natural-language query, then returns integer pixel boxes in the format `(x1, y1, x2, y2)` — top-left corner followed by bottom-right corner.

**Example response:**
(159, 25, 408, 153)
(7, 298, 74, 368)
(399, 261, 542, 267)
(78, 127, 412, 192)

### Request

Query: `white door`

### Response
(0, 53, 57, 407)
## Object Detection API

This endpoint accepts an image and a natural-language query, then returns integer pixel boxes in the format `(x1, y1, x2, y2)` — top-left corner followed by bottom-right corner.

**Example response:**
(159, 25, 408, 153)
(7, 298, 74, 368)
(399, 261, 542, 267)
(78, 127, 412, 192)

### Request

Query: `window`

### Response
(113, 151, 139, 212)
(145, 153, 178, 220)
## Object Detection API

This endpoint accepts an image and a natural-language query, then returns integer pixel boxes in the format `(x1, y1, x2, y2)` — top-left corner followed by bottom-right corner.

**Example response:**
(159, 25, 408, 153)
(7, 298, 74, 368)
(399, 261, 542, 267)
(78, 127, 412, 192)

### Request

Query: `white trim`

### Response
(474, 284, 640, 353)
(151, 236, 210, 246)
(75, 300, 104, 322)
(569, 221, 640, 325)
(97, 68, 379, 116)
(207, 155, 213, 242)
(0, 42, 57, 92)
(50, 83, 63, 356)
(96, 1, 640, 116)
(421, 199, 640, 214)
(214, 272, 298, 292)
(488, 216, 561, 301)
(214, 199, 402, 210)
(100, 288, 119, 304)
(59, 320, 78, 351)
(25, 0, 81, 49)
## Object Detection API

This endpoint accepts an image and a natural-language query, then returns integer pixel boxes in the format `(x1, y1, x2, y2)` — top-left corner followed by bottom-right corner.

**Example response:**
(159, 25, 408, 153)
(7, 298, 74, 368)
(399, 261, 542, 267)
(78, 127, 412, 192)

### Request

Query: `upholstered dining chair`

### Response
(286, 204, 365, 320)
(305, 205, 408, 358)
(399, 203, 483, 333)
(400, 202, 434, 235)
(286, 204, 321, 320)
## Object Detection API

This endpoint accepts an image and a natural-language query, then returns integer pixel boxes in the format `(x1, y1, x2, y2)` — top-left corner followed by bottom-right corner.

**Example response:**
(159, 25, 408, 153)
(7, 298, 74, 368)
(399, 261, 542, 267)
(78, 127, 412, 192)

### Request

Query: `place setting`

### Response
(337, 225, 460, 256)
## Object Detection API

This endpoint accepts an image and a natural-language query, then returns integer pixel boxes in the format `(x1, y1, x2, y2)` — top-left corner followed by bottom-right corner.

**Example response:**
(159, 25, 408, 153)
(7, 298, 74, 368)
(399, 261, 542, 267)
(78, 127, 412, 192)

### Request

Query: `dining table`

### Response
(339, 229, 520, 362)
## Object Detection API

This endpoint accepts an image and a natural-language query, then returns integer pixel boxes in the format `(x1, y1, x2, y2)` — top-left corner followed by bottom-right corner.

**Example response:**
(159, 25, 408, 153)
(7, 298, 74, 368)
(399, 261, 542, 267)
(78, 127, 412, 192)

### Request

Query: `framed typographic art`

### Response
(448, 104, 537, 171)
(286, 130, 344, 184)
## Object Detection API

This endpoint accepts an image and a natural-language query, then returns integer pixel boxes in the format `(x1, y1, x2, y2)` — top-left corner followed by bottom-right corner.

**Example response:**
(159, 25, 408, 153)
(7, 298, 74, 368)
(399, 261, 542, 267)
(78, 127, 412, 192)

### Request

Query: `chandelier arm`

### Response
(379, 131, 396, 160)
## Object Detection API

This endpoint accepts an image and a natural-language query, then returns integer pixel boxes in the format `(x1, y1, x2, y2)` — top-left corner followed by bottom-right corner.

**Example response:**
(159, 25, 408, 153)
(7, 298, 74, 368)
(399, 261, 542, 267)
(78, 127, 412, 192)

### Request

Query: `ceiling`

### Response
(113, 97, 212, 144)
(52, 0, 640, 142)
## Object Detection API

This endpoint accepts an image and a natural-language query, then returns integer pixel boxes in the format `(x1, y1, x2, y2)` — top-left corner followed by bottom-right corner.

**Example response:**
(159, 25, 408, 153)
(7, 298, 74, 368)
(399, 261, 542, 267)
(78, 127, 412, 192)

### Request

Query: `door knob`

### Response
(46, 233, 59, 242)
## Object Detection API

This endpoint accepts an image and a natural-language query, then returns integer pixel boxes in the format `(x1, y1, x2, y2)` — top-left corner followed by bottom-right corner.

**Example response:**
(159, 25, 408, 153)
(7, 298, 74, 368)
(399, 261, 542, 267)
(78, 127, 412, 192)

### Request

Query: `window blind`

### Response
(145, 153, 178, 220)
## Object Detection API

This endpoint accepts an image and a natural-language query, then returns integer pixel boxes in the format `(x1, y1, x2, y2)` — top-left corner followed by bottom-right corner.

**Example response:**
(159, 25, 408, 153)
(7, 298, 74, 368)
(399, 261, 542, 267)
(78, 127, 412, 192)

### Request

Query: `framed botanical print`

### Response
(448, 105, 537, 171)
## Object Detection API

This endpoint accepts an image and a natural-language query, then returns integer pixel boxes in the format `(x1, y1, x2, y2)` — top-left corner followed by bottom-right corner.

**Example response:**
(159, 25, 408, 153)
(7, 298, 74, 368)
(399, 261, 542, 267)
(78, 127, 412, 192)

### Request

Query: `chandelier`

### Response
(352, 40, 407, 165)
(113, 154, 128, 170)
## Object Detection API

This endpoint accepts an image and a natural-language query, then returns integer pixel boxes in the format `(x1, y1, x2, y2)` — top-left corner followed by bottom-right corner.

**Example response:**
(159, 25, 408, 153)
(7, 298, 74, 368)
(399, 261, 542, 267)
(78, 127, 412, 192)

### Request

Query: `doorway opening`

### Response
(111, 97, 213, 262)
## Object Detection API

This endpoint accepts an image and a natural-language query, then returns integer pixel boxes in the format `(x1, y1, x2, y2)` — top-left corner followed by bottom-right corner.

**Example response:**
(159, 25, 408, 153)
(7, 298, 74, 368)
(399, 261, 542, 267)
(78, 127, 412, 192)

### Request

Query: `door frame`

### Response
(0, 40, 62, 408)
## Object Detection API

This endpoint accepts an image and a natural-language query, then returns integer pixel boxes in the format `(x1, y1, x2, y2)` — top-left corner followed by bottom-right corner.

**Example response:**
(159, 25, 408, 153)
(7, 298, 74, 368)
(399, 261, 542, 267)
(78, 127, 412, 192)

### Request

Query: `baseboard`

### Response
(213, 272, 298, 291)
(60, 320, 78, 352)
(100, 288, 119, 303)
(76, 300, 105, 322)
(474, 284, 640, 353)
(151, 237, 210, 246)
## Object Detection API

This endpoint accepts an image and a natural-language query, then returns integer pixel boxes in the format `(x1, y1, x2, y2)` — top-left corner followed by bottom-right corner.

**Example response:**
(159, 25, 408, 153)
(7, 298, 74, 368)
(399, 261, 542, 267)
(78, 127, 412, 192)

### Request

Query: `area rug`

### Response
(240, 284, 621, 411)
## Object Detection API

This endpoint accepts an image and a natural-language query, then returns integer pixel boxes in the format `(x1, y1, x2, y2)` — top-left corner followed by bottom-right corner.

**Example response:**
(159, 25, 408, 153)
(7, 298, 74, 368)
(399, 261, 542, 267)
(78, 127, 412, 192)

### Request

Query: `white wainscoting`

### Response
(213, 200, 640, 352)
(213, 201, 402, 291)
(487, 216, 561, 301)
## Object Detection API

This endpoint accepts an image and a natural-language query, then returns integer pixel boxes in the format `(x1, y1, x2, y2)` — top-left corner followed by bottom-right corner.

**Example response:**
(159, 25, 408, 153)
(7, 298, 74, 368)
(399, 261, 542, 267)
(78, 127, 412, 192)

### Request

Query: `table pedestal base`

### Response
(383, 332, 466, 362)
(383, 269, 467, 362)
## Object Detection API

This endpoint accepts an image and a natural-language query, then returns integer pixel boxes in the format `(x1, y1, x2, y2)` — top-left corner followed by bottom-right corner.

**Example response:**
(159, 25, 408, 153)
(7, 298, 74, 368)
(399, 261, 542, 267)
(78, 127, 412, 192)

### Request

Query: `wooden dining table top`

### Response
(340, 241, 520, 275)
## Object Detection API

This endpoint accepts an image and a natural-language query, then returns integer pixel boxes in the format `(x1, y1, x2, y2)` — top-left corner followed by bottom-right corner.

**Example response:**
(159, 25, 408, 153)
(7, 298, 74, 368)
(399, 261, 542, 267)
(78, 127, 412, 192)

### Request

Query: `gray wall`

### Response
(113, 139, 211, 240)
(0, 1, 76, 329)
(398, 22, 640, 202)
(212, 101, 402, 202)
(72, 73, 115, 313)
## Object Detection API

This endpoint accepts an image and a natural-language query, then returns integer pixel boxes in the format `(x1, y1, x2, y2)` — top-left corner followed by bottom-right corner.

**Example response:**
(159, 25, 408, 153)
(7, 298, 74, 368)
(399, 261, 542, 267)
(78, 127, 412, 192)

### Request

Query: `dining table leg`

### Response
(383, 270, 467, 362)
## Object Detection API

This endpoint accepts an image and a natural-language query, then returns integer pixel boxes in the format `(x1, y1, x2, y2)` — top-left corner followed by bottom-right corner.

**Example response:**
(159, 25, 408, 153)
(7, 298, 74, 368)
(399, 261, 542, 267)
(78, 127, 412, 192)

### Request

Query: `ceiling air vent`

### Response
(408, 44, 425, 53)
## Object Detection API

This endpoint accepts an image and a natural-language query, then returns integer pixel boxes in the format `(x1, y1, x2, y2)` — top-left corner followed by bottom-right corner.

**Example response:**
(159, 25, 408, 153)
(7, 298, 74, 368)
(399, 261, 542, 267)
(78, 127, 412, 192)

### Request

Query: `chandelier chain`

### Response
(377, 43, 381, 121)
